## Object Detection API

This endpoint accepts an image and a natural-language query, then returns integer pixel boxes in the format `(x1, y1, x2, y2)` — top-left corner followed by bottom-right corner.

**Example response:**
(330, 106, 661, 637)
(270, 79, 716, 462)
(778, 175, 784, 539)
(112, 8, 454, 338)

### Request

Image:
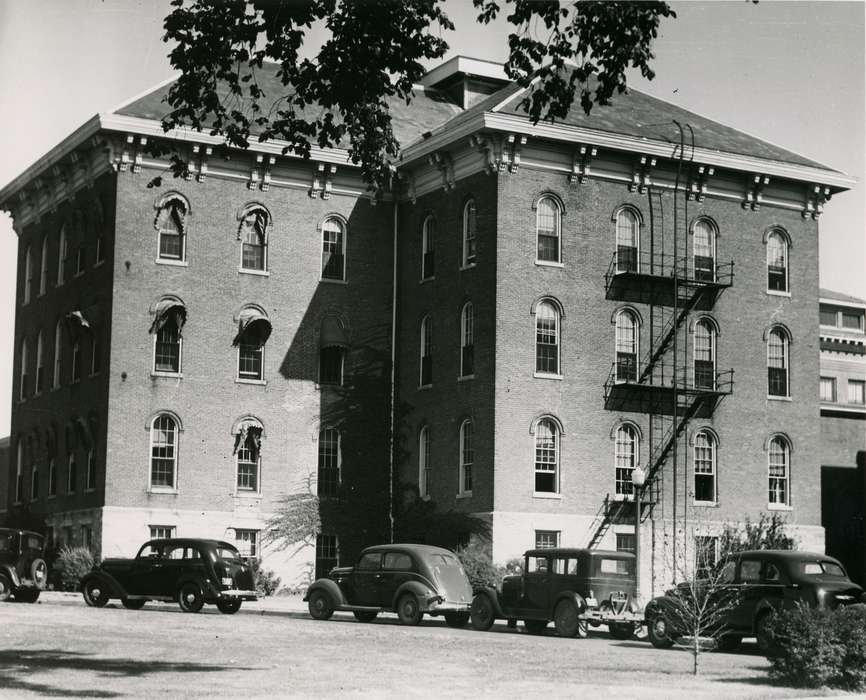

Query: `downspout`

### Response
(388, 187, 399, 543)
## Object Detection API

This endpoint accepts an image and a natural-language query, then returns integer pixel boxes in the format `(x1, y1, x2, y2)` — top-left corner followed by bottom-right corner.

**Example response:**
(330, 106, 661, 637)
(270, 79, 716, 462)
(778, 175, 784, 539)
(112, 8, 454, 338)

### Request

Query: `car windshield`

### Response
(213, 546, 242, 562)
(596, 558, 633, 576)
(797, 560, 847, 577)
(23, 534, 43, 550)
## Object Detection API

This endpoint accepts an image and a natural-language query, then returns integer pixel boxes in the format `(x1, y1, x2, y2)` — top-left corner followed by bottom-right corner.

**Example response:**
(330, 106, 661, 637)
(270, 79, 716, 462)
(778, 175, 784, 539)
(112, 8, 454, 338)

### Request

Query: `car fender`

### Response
(752, 599, 779, 632)
(644, 596, 683, 625)
(551, 591, 587, 618)
(1, 563, 21, 587)
(473, 586, 506, 618)
(392, 580, 436, 611)
(80, 570, 126, 599)
(304, 578, 348, 608)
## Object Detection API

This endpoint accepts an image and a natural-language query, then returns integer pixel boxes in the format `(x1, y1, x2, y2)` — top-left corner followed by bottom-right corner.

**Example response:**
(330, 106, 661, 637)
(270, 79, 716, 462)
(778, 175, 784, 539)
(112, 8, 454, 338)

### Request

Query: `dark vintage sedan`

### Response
(470, 548, 642, 638)
(0, 528, 48, 603)
(304, 544, 473, 626)
(645, 550, 866, 652)
(80, 538, 257, 614)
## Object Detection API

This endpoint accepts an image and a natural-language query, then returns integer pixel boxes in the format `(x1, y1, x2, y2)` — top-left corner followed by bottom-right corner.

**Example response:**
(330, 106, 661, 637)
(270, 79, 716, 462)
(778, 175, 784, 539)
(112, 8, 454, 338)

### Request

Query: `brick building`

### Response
(1, 57, 855, 594)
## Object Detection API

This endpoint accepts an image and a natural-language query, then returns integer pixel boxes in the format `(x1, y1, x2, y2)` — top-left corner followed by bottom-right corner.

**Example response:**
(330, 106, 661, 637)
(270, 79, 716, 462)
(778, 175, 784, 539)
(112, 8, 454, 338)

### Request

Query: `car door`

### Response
(126, 543, 164, 594)
(730, 557, 764, 632)
(157, 544, 195, 595)
(521, 555, 552, 615)
(379, 551, 414, 607)
(351, 551, 383, 606)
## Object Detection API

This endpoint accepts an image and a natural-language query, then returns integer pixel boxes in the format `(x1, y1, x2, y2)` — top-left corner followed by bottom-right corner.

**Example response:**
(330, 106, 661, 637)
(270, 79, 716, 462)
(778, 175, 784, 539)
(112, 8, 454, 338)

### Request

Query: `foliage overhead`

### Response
(156, 0, 674, 188)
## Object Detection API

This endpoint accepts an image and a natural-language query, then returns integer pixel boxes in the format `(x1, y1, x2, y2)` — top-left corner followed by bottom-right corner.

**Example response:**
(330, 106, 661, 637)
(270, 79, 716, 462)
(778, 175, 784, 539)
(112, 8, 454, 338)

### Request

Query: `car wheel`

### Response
(523, 619, 548, 635)
(122, 599, 146, 610)
(715, 634, 742, 652)
(177, 582, 205, 613)
(470, 594, 496, 631)
(82, 579, 110, 608)
(307, 590, 334, 621)
(0, 573, 12, 602)
(216, 598, 242, 615)
(30, 558, 48, 589)
(396, 593, 423, 626)
(14, 589, 40, 604)
(648, 614, 674, 649)
(755, 612, 776, 656)
(609, 622, 635, 640)
(353, 610, 378, 623)
(554, 599, 583, 638)
(444, 611, 470, 628)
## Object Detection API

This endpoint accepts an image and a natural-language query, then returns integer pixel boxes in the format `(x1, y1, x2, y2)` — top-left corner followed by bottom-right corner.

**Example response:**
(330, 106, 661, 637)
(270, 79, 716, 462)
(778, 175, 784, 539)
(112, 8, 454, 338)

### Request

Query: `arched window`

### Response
(536, 196, 561, 263)
(693, 430, 716, 503)
(459, 419, 474, 495)
(421, 215, 435, 280)
(15, 440, 23, 504)
(768, 436, 790, 506)
(321, 216, 345, 280)
(615, 424, 639, 496)
(239, 206, 269, 272)
(86, 448, 96, 492)
(23, 245, 33, 304)
(420, 315, 432, 387)
(462, 199, 477, 268)
(71, 340, 81, 383)
(67, 449, 77, 494)
(460, 302, 475, 378)
(320, 316, 348, 386)
(155, 194, 188, 262)
(150, 414, 179, 490)
(767, 327, 790, 397)
(234, 306, 271, 382)
(766, 229, 789, 293)
(318, 428, 340, 498)
(53, 320, 63, 388)
(234, 418, 263, 493)
(48, 456, 57, 497)
(535, 300, 560, 375)
(419, 426, 430, 498)
(693, 319, 716, 390)
(151, 298, 186, 375)
(57, 223, 68, 286)
(35, 331, 45, 394)
(31, 458, 39, 501)
(615, 208, 639, 273)
(19, 337, 29, 401)
(39, 237, 49, 295)
(693, 219, 716, 282)
(534, 418, 559, 494)
(615, 310, 639, 382)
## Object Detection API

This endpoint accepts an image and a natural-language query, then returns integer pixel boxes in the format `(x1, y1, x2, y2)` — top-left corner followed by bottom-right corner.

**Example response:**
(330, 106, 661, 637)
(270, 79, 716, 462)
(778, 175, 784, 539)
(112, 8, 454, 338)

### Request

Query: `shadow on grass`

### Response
(0, 649, 258, 697)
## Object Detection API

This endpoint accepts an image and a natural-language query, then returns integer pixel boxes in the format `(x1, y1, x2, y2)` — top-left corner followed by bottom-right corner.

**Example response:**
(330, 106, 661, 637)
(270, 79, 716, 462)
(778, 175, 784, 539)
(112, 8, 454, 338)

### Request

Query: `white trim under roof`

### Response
(419, 56, 508, 87)
(820, 296, 866, 310)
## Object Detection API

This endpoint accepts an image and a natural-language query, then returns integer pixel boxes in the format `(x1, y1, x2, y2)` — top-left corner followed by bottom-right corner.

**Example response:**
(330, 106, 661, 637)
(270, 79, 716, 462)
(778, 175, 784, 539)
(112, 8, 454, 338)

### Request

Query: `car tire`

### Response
(216, 598, 242, 615)
(396, 593, 423, 626)
(755, 612, 776, 656)
(715, 634, 742, 652)
(14, 589, 40, 604)
(523, 619, 548, 635)
(307, 590, 334, 620)
(353, 610, 378, 623)
(0, 573, 12, 602)
(554, 599, 584, 638)
(609, 622, 636, 640)
(82, 579, 110, 608)
(122, 598, 146, 610)
(648, 614, 675, 649)
(470, 594, 496, 631)
(444, 611, 470, 628)
(177, 582, 205, 613)
(30, 559, 48, 589)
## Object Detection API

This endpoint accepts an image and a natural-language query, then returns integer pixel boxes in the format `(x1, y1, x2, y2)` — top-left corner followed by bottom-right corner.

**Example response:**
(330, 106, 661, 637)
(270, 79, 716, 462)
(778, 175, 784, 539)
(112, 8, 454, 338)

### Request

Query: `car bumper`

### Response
(425, 597, 471, 613)
(219, 589, 258, 601)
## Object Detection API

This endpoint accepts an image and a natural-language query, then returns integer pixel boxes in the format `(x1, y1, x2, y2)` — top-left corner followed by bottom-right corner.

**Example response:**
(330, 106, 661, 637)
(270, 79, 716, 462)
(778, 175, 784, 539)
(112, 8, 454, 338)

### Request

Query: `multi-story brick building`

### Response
(1, 57, 856, 594)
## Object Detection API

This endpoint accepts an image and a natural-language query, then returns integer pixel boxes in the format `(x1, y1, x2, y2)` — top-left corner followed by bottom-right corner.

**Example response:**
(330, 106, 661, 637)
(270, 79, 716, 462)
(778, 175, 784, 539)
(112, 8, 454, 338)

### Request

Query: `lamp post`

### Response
(631, 466, 647, 602)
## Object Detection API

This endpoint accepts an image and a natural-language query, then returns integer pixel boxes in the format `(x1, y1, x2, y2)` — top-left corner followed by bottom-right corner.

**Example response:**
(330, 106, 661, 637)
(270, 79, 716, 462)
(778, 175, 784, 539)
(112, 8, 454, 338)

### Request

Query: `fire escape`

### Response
(586, 127, 734, 550)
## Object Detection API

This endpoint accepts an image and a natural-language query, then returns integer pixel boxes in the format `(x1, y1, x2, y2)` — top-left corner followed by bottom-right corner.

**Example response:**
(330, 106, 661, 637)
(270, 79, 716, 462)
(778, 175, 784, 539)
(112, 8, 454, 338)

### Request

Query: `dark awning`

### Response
(320, 316, 348, 349)
(233, 418, 263, 457)
(233, 308, 272, 347)
(149, 299, 187, 336)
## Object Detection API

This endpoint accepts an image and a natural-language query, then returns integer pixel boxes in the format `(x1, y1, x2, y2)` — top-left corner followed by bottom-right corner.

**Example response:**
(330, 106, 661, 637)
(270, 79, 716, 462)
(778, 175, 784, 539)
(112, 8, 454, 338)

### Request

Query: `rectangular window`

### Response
(848, 380, 865, 405)
(819, 308, 837, 326)
(820, 377, 836, 402)
(535, 530, 559, 549)
(48, 459, 56, 497)
(236, 445, 258, 492)
(842, 311, 864, 330)
(317, 430, 340, 498)
(238, 343, 263, 381)
(67, 453, 77, 494)
(319, 347, 343, 386)
(315, 533, 339, 579)
(242, 240, 265, 271)
(86, 450, 96, 491)
(149, 525, 176, 540)
(235, 529, 258, 558)
(536, 317, 558, 374)
(75, 247, 85, 276)
(31, 466, 39, 500)
(81, 525, 93, 551)
(90, 337, 101, 376)
(616, 533, 635, 553)
(71, 342, 81, 383)
(321, 225, 344, 280)
(95, 236, 105, 265)
(154, 326, 181, 374)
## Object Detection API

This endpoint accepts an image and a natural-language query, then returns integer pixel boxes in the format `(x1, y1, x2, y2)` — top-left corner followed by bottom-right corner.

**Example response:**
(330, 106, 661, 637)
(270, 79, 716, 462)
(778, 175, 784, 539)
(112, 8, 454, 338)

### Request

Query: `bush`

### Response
(767, 604, 866, 691)
(456, 542, 501, 590)
(249, 558, 282, 597)
(53, 546, 96, 592)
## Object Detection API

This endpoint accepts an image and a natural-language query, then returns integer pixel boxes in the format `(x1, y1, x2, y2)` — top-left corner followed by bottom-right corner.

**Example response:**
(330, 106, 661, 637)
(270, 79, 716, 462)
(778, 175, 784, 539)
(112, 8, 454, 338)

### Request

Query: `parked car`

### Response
(470, 548, 643, 639)
(645, 550, 866, 652)
(0, 528, 48, 603)
(304, 544, 473, 626)
(80, 538, 257, 614)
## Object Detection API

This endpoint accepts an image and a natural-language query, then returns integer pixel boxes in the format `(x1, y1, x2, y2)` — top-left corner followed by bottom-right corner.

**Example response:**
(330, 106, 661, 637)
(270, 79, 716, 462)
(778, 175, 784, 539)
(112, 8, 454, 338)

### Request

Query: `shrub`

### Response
(249, 558, 282, 597)
(456, 542, 501, 590)
(767, 604, 866, 691)
(53, 546, 96, 592)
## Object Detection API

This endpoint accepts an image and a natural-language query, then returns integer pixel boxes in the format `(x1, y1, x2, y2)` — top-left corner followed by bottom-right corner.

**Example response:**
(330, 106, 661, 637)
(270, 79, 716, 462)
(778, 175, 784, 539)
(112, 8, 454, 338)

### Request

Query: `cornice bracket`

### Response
(248, 154, 262, 190)
(686, 164, 714, 202)
(569, 144, 597, 185)
(629, 155, 656, 193)
(743, 173, 770, 211)
(803, 183, 831, 220)
(261, 155, 276, 191)
(507, 134, 527, 174)
(194, 145, 213, 183)
(469, 133, 506, 174)
(427, 151, 455, 191)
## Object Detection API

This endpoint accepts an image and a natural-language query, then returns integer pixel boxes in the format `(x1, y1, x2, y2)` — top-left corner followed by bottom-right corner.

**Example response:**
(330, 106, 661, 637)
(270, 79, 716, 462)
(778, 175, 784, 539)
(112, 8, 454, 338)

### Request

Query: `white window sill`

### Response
(534, 372, 563, 381)
(456, 492, 473, 499)
(234, 491, 261, 498)
(155, 258, 189, 267)
(766, 290, 791, 298)
(535, 260, 564, 268)
(148, 487, 179, 495)
(768, 503, 793, 511)
(419, 276, 435, 284)
(458, 374, 475, 383)
(236, 378, 266, 386)
(51, 385, 61, 393)
(459, 263, 476, 272)
(94, 260, 105, 268)
(239, 267, 269, 277)
(418, 384, 432, 391)
(533, 492, 562, 500)
(693, 500, 719, 508)
(47, 495, 57, 501)
(611, 493, 635, 502)
(151, 371, 183, 379)
(74, 271, 85, 279)
(767, 395, 792, 402)
(319, 277, 347, 285)
(85, 488, 95, 494)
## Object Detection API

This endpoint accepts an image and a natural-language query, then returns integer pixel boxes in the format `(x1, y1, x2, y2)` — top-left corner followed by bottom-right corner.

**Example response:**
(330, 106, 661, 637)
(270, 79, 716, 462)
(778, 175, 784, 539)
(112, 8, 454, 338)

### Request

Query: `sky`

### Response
(0, 0, 863, 437)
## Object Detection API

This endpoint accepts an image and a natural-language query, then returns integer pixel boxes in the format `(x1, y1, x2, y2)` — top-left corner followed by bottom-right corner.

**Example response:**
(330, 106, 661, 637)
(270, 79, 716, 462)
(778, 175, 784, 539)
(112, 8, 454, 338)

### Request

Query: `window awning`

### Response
(64, 310, 91, 338)
(233, 308, 272, 347)
(320, 316, 349, 349)
(233, 417, 264, 456)
(149, 299, 188, 336)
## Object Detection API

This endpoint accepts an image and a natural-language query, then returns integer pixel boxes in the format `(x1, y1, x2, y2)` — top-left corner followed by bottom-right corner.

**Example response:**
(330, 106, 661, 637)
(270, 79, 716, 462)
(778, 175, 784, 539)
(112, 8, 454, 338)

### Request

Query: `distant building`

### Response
(819, 289, 866, 585)
(0, 57, 856, 594)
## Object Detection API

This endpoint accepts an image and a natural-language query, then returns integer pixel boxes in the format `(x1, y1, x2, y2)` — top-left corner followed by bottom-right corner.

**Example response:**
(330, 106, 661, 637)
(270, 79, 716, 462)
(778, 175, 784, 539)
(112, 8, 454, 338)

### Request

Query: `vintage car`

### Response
(645, 549, 866, 652)
(304, 543, 473, 626)
(0, 528, 48, 603)
(470, 548, 643, 638)
(80, 538, 257, 614)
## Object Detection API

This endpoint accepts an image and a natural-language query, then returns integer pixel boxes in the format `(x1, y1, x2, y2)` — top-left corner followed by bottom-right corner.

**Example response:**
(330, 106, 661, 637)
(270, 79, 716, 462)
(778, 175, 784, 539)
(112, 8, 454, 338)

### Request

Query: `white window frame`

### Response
(768, 436, 791, 508)
(14, 441, 23, 504)
(57, 224, 68, 286)
(615, 208, 640, 273)
(461, 199, 477, 269)
(235, 529, 259, 558)
(53, 321, 63, 389)
(533, 418, 560, 495)
(235, 441, 261, 494)
(24, 245, 32, 304)
(239, 206, 269, 274)
(819, 376, 836, 403)
(458, 419, 473, 497)
(767, 328, 790, 398)
(419, 426, 430, 499)
(31, 462, 39, 501)
(692, 219, 716, 282)
(150, 414, 179, 492)
(149, 525, 176, 540)
(614, 424, 638, 498)
(156, 198, 187, 264)
(693, 319, 716, 390)
(71, 341, 81, 383)
(237, 342, 265, 383)
(421, 215, 435, 281)
(535, 196, 561, 265)
(67, 451, 77, 494)
(848, 379, 865, 405)
(320, 217, 346, 282)
(419, 315, 432, 387)
(153, 323, 183, 376)
(766, 230, 789, 295)
(535, 300, 561, 377)
(693, 430, 717, 505)
(19, 337, 29, 401)
(35, 331, 45, 395)
(615, 310, 639, 382)
(317, 428, 341, 498)
(85, 448, 96, 492)
(460, 302, 475, 379)
(39, 237, 48, 296)
(48, 457, 56, 498)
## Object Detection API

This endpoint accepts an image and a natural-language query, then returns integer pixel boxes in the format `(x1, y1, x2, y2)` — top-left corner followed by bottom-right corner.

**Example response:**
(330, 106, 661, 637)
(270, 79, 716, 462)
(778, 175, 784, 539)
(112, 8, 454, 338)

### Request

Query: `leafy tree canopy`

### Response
(157, 0, 674, 187)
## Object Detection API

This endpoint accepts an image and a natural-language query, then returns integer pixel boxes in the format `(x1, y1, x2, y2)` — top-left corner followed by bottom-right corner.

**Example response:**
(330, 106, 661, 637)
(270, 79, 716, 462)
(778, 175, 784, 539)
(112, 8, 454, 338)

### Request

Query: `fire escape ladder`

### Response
(586, 494, 630, 549)
(639, 293, 701, 384)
